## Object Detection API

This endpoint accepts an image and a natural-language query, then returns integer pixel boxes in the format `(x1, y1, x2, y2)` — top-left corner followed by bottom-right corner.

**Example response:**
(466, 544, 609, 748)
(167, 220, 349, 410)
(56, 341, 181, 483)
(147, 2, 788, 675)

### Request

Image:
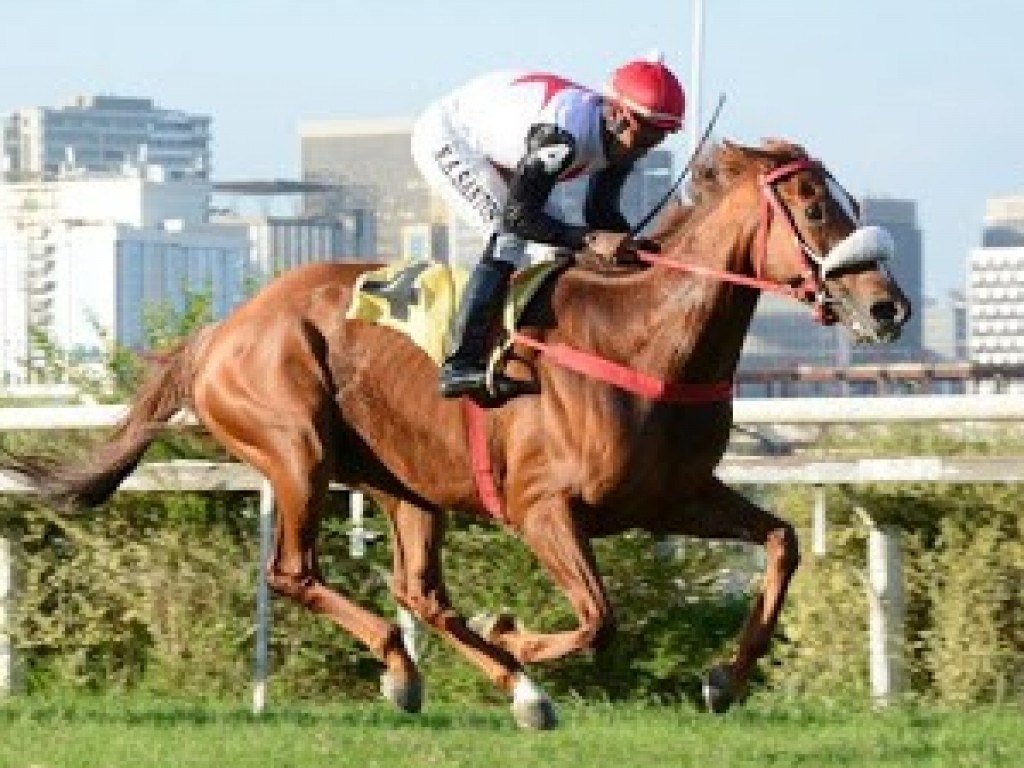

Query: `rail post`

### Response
(811, 485, 827, 556)
(0, 529, 19, 695)
(867, 522, 905, 705)
(252, 476, 273, 714)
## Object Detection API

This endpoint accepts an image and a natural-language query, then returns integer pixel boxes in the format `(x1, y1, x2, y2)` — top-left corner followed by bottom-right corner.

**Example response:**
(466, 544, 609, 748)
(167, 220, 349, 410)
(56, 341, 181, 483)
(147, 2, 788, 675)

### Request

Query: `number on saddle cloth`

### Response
(359, 260, 431, 322)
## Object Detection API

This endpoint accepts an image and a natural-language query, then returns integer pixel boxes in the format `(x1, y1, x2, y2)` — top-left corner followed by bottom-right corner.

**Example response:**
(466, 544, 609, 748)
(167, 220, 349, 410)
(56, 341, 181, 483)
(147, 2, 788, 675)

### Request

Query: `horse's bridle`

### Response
(640, 156, 893, 327)
(754, 158, 831, 317)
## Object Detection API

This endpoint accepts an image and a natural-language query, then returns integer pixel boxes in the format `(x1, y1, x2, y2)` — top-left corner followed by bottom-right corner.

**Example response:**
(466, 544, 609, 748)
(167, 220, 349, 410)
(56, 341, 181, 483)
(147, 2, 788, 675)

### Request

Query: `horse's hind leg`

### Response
(194, 354, 415, 711)
(250, 439, 416, 707)
(260, 447, 422, 710)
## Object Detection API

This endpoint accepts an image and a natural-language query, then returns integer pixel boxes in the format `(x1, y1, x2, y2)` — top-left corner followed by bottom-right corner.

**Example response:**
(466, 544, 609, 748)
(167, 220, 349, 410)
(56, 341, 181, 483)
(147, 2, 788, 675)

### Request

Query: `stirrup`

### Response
(438, 359, 531, 402)
(483, 339, 534, 402)
(439, 365, 527, 400)
(438, 364, 489, 399)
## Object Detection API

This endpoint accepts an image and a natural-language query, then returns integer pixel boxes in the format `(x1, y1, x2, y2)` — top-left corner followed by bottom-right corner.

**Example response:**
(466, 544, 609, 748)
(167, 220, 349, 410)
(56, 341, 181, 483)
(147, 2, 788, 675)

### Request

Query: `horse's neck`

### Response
(554, 229, 759, 387)
(667, 218, 761, 382)
(585, 200, 761, 385)
(547, 186, 763, 387)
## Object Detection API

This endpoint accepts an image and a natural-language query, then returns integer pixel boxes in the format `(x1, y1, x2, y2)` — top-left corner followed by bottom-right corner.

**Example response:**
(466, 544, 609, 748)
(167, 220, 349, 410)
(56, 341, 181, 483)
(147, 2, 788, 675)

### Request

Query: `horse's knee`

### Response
(581, 610, 617, 652)
(767, 524, 800, 574)
(266, 563, 315, 600)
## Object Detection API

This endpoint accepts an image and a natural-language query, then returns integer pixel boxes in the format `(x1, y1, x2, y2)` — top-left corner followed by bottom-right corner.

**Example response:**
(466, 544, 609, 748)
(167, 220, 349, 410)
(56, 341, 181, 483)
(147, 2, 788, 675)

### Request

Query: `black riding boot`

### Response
(439, 258, 516, 399)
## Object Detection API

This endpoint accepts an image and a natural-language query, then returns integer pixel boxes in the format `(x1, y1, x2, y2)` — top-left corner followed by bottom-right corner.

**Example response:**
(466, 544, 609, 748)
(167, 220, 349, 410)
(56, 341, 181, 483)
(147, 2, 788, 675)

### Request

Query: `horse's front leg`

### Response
(655, 476, 800, 712)
(478, 496, 616, 664)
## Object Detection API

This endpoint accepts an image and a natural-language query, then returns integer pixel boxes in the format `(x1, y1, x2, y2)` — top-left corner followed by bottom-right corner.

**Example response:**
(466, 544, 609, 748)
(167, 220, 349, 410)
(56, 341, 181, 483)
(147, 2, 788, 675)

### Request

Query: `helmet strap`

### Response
(604, 102, 632, 136)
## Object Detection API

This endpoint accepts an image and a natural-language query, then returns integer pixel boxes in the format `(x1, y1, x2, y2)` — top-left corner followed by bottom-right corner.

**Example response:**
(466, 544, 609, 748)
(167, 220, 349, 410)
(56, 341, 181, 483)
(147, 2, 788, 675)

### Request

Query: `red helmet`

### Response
(605, 52, 685, 131)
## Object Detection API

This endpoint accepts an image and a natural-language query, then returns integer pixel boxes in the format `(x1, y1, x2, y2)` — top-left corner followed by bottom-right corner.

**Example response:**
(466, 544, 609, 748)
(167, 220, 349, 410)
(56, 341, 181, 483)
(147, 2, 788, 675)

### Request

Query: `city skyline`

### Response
(0, 1, 1020, 300)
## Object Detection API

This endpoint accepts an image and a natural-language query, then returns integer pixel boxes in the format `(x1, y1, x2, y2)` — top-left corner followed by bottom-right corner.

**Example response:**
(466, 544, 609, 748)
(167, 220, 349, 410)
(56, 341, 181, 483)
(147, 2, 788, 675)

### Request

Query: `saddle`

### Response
(347, 258, 564, 368)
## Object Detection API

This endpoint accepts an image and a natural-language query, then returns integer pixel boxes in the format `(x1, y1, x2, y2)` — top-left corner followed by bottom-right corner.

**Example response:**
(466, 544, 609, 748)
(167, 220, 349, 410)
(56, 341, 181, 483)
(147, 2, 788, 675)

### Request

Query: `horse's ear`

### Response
(720, 139, 743, 157)
(759, 137, 808, 160)
(714, 140, 751, 180)
(716, 140, 749, 164)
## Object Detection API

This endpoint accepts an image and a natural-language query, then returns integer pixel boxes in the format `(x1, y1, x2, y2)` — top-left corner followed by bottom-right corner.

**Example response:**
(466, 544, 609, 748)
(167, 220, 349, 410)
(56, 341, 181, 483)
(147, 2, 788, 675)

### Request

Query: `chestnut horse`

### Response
(7, 140, 908, 728)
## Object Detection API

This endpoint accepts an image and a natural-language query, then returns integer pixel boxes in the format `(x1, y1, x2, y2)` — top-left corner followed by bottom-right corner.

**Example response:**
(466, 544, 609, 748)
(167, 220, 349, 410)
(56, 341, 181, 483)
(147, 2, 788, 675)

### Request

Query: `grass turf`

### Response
(0, 696, 1020, 768)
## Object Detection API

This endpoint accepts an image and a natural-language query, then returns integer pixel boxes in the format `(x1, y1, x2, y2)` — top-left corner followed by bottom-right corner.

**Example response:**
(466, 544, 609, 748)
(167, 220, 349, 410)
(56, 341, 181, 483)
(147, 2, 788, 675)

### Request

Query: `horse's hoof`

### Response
(380, 671, 424, 714)
(511, 673, 558, 730)
(468, 612, 494, 636)
(702, 664, 736, 714)
(512, 697, 558, 731)
(469, 611, 519, 640)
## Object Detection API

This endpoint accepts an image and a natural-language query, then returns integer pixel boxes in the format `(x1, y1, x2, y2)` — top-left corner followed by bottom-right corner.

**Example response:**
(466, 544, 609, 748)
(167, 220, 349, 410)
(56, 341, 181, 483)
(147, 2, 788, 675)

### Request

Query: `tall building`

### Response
(211, 215, 375, 281)
(3, 95, 211, 181)
(922, 292, 967, 362)
(108, 224, 246, 350)
(211, 180, 376, 279)
(300, 118, 426, 260)
(968, 195, 1024, 376)
(981, 196, 1024, 247)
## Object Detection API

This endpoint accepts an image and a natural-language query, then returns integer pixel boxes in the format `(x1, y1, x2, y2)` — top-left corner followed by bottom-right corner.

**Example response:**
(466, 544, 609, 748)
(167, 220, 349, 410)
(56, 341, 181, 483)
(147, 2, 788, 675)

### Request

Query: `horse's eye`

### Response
(805, 202, 824, 224)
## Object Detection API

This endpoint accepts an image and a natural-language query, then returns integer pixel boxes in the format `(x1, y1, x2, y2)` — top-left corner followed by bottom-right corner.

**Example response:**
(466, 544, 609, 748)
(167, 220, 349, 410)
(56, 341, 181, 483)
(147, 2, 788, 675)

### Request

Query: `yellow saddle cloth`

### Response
(346, 259, 563, 363)
(348, 260, 565, 364)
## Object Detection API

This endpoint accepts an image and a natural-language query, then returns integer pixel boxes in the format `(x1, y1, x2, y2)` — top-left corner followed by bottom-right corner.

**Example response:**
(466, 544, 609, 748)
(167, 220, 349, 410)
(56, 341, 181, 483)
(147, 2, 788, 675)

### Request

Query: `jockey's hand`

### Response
(583, 230, 628, 262)
(631, 237, 661, 255)
(583, 230, 657, 266)
(620, 237, 661, 264)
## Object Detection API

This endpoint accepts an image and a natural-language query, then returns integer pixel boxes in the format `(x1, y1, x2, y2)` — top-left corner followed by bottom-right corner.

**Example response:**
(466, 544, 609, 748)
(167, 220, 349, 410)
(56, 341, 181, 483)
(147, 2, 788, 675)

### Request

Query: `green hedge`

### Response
(763, 426, 1024, 704)
(3, 468, 1021, 704)
(1, 479, 747, 702)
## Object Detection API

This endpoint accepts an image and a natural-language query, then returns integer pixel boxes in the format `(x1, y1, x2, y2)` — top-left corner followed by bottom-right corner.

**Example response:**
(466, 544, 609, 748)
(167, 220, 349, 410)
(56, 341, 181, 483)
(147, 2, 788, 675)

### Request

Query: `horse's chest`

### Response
(573, 408, 731, 503)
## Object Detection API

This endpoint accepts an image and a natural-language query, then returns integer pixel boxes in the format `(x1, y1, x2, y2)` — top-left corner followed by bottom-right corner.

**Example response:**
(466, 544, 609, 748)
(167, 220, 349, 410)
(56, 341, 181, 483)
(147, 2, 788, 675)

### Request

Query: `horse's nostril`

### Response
(870, 300, 898, 323)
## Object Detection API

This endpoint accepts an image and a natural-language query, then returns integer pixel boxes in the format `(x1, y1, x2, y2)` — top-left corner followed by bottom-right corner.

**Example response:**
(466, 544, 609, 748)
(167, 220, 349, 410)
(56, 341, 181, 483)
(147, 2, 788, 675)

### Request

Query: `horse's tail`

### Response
(5, 327, 211, 509)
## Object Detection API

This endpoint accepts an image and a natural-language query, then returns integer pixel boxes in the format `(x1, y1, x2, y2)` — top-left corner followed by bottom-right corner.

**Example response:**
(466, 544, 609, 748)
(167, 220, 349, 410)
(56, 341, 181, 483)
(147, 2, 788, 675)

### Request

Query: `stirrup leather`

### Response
(484, 333, 516, 399)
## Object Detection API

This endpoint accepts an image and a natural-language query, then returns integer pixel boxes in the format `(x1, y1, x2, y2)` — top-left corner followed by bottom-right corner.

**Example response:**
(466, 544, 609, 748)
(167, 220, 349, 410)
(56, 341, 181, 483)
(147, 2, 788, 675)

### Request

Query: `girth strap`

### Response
(462, 399, 506, 522)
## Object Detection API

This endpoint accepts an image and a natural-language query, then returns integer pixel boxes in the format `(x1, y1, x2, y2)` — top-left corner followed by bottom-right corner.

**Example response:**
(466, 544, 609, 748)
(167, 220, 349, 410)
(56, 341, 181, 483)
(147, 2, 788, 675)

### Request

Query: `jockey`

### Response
(411, 51, 685, 399)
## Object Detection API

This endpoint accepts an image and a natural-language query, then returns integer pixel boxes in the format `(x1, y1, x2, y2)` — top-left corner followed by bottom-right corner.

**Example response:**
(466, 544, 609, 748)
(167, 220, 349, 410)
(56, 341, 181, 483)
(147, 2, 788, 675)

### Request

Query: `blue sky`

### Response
(2, 0, 1020, 298)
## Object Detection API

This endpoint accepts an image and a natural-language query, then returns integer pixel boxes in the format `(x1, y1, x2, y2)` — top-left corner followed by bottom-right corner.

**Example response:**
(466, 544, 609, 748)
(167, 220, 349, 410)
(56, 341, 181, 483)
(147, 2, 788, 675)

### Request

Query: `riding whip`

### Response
(630, 92, 726, 236)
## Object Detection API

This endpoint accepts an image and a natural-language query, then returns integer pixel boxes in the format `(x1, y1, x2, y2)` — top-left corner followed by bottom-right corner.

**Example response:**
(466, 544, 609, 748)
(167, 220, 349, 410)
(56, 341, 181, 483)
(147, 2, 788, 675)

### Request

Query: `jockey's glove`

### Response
(583, 230, 658, 266)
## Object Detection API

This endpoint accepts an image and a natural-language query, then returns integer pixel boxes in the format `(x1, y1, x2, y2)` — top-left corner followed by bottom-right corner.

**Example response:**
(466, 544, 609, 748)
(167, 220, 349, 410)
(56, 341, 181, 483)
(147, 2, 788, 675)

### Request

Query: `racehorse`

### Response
(5, 139, 909, 729)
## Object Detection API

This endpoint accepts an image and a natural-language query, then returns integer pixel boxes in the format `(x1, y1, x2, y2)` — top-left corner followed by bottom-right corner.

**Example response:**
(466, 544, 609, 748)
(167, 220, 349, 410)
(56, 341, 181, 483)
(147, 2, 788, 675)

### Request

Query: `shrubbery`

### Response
(4, 438, 1021, 705)
(765, 427, 1024, 704)
(1, 485, 749, 702)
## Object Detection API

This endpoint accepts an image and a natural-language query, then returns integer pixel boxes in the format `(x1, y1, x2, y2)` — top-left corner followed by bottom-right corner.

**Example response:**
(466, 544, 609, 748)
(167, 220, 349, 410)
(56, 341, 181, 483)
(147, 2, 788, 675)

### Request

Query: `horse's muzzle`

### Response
(868, 296, 909, 343)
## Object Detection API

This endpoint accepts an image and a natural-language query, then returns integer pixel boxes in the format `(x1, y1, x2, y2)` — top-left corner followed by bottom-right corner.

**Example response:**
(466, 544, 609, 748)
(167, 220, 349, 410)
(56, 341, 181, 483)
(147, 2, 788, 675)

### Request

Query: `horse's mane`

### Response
(649, 138, 810, 242)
